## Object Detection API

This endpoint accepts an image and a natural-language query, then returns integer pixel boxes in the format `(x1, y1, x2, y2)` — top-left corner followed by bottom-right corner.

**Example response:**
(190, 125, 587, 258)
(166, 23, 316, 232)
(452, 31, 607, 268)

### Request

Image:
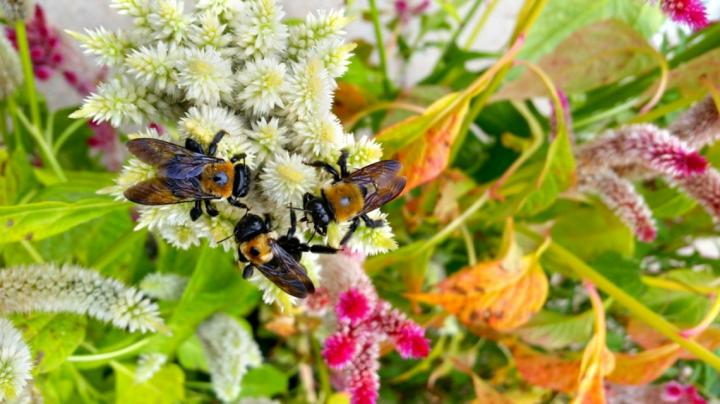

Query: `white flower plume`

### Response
(177, 47, 234, 105)
(197, 313, 262, 402)
(71, 77, 157, 127)
(125, 42, 180, 95)
(140, 273, 188, 301)
(284, 58, 333, 121)
(260, 150, 318, 208)
(248, 117, 289, 163)
(236, 58, 287, 116)
(0, 264, 164, 333)
(148, 0, 191, 42)
(0, 35, 21, 99)
(233, 0, 288, 59)
(293, 114, 344, 160)
(67, 27, 131, 67)
(135, 353, 167, 383)
(0, 319, 32, 402)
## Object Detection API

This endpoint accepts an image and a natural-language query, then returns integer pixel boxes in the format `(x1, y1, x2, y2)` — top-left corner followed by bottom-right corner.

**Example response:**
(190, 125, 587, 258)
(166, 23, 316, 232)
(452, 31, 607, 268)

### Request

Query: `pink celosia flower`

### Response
(579, 169, 657, 242)
(395, 0, 430, 23)
(677, 168, 720, 220)
(576, 124, 707, 179)
(660, 0, 709, 30)
(323, 333, 358, 369)
(6, 5, 63, 80)
(336, 288, 372, 325)
(318, 254, 430, 404)
(670, 96, 720, 149)
(684, 385, 707, 404)
(662, 381, 685, 402)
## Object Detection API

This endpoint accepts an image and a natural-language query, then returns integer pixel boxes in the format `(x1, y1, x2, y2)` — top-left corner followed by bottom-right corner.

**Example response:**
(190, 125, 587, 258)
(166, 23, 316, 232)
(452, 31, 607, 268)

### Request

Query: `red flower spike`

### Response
(661, 0, 709, 30)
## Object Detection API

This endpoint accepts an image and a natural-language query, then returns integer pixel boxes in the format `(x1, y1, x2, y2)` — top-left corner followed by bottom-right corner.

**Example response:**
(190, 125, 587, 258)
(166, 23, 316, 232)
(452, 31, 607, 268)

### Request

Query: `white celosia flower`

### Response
(311, 39, 355, 79)
(135, 353, 167, 383)
(179, 105, 244, 145)
(140, 273, 188, 301)
(148, 0, 191, 42)
(343, 134, 383, 171)
(0, 35, 21, 99)
(177, 47, 234, 105)
(233, 0, 288, 59)
(195, 0, 244, 19)
(111, 0, 152, 37)
(236, 58, 286, 116)
(293, 114, 344, 160)
(125, 42, 179, 95)
(248, 117, 289, 163)
(71, 77, 157, 127)
(190, 12, 232, 51)
(0, 319, 31, 402)
(0, 264, 163, 333)
(197, 313, 262, 402)
(343, 211, 397, 255)
(260, 150, 318, 208)
(0, 0, 34, 21)
(206, 216, 237, 251)
(283, 58, 333, 121)
(67, 28, 131, 67)
(288, 9, 349, 59)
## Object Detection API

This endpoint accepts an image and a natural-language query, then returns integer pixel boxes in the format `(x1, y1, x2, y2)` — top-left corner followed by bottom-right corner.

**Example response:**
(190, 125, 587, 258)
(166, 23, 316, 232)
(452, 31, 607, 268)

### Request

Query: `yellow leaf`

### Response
(572, 283, 615, 404)
(409, 220, 548, 331)
(607, 344, 681, 385)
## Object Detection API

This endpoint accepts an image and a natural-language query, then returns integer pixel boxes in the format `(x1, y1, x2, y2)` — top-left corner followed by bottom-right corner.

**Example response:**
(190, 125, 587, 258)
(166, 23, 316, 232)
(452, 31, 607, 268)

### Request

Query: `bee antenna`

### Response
(216, 233, 234, 244)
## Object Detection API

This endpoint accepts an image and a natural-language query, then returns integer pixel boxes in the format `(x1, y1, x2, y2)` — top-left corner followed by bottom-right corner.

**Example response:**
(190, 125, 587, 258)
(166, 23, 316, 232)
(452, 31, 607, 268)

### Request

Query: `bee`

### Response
(302, 149, 406, 245)
(235, 210, 337, 298)
(124, 130, 250, 221)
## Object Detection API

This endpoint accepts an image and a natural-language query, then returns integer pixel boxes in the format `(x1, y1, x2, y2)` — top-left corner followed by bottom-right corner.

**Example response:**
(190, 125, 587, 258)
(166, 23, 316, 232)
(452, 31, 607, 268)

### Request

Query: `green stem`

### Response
(439, 0, 484, 56)
(368, 0, 392, 95)
(20, 240, 44, 263)
(15, 108, 67, 182)
(53, 118, 88, 153)
(7, 96, 23, 152)
(461, 224, 477, 265)
(0, 104, 8, 146)
(423, 190, 489, 251)
(524, 231, 720, 371)
(67, 338, 149, 363)
(463, 0, 501, 49)
(15, 20, 40, 129)
(45, 110, 55, 144)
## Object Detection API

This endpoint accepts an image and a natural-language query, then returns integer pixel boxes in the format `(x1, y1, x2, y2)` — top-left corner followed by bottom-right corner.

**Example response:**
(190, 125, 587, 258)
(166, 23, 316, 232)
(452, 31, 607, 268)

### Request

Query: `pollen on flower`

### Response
(179, 104, 244, 145)
(236, 58, 287, 116)
(336, 288, 371, 325)
(344, 211, 398, 255)
(233, 0, 288, 59)
(177, 47, 234, 105)
(248, 117, 289, 163)
(344, 134, 383, 171)
(294, 114, 345, 160)
(284, 58, 333, 121)
(260, 150, 318, 207)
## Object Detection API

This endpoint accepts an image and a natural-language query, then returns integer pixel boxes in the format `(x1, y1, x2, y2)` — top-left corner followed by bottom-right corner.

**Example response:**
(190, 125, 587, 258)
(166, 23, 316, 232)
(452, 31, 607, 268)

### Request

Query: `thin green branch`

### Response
(53, 118, 88, 153)
(463, 0, 501, 49)
(461, 225, 477, 265)
(15, 108, 67, 182)
(20, 240, 44, 263)
(368, 0, 392, 95)
(68, 338, 150, 363)
(14, 20, 40, 129)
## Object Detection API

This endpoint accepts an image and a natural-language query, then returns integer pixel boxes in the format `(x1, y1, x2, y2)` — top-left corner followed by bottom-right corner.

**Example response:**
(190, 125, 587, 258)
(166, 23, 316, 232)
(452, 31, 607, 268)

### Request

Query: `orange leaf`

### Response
(394, 99, 469, 194)
(626, 318, 720, 360)
(572, 283, 615, 404)
(606, 344, 681, 385)
(333, 82, 370, 125)
(507, 340, 580, 394)
(409, 221, 548, 331)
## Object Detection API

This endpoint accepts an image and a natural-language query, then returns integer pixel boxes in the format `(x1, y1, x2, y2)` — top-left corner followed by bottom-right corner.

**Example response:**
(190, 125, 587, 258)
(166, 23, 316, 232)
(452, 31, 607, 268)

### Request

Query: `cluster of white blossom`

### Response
(0, 264, 163, 333)
(135, 353, 167, 383)
(72, 0, 397, 305)
(0, 319, 31, 402)
(197, 313, 262, 402)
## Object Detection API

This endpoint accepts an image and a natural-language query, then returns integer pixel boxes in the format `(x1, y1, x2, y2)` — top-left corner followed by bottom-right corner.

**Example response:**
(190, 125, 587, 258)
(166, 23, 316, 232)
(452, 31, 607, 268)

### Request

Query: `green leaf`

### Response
(177, 335, 208, 372)
(114, 363, 185, 404)
(590, 253, 646, 297)
(240, 364, 289, 398)
(146, 243, 260, 354)
(552, 202, 635, 260)
(499, 20, 658, 100)
(514, 308, 594, 350)
(32, 170, 116, 202)
(0, 199, 129, 244)
(642, 186, 697, 219)
(12, 313, 86, 373)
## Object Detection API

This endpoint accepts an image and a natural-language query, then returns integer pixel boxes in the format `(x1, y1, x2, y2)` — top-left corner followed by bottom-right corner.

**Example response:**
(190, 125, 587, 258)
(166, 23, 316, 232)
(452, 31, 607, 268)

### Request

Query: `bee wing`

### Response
(346, 160, 406, 215)
(123, 177, 216, 205)
(254, 240, 315, 298)
(127, 138, 221, 179)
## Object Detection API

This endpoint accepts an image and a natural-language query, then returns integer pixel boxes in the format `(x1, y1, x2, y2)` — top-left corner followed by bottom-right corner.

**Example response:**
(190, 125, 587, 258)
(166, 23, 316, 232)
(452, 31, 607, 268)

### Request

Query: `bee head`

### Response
(234, 214, 268, 243)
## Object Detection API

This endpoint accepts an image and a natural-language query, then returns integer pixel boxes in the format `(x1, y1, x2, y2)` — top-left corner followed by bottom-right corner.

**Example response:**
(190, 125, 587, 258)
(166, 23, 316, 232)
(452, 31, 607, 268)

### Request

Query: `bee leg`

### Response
(230, 153, 246, 164)
(190, 200, 203, 221)
(340, 217, 360, 245)
(185, 138, 205, 154)
(264, 214, 273, 230)
(361, 214, 385, 228)
(238, 248, 248, 262)
(306, 161, 341, 182)
(228, 197, 250, 214)
(287, 209, 297, 238)
(204, 200, 219, 217)
(242, 264, 254, 279)
(207, 130, 227, 156)
(309, 244, 338, 254)
(337, 149, 350, 178)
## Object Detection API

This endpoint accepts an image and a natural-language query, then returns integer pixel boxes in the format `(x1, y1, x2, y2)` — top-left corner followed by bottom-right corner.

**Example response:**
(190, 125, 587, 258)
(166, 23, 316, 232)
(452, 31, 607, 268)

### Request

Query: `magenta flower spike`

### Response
(660, 0, 709, 30)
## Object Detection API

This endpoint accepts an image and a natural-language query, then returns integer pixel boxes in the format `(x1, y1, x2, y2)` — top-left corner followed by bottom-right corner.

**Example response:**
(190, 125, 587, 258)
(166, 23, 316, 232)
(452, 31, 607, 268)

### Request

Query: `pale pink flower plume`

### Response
(677, 168, 720, 220)
(579, 169, 657, 241)
(670, 96, 720, 149)
(660, 0, 709, 31)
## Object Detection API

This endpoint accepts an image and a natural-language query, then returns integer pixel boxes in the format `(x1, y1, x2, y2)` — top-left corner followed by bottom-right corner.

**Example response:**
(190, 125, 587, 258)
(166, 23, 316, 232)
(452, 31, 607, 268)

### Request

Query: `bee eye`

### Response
(213, 172, 228, 185)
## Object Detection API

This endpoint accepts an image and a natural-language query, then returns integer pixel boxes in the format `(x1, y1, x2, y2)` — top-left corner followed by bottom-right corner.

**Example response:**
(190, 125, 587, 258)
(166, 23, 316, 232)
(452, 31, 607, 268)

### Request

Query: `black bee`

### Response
(124, 130, 250, 221)
(235, 210, 337, 298)
(303, 150, 406, 245)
